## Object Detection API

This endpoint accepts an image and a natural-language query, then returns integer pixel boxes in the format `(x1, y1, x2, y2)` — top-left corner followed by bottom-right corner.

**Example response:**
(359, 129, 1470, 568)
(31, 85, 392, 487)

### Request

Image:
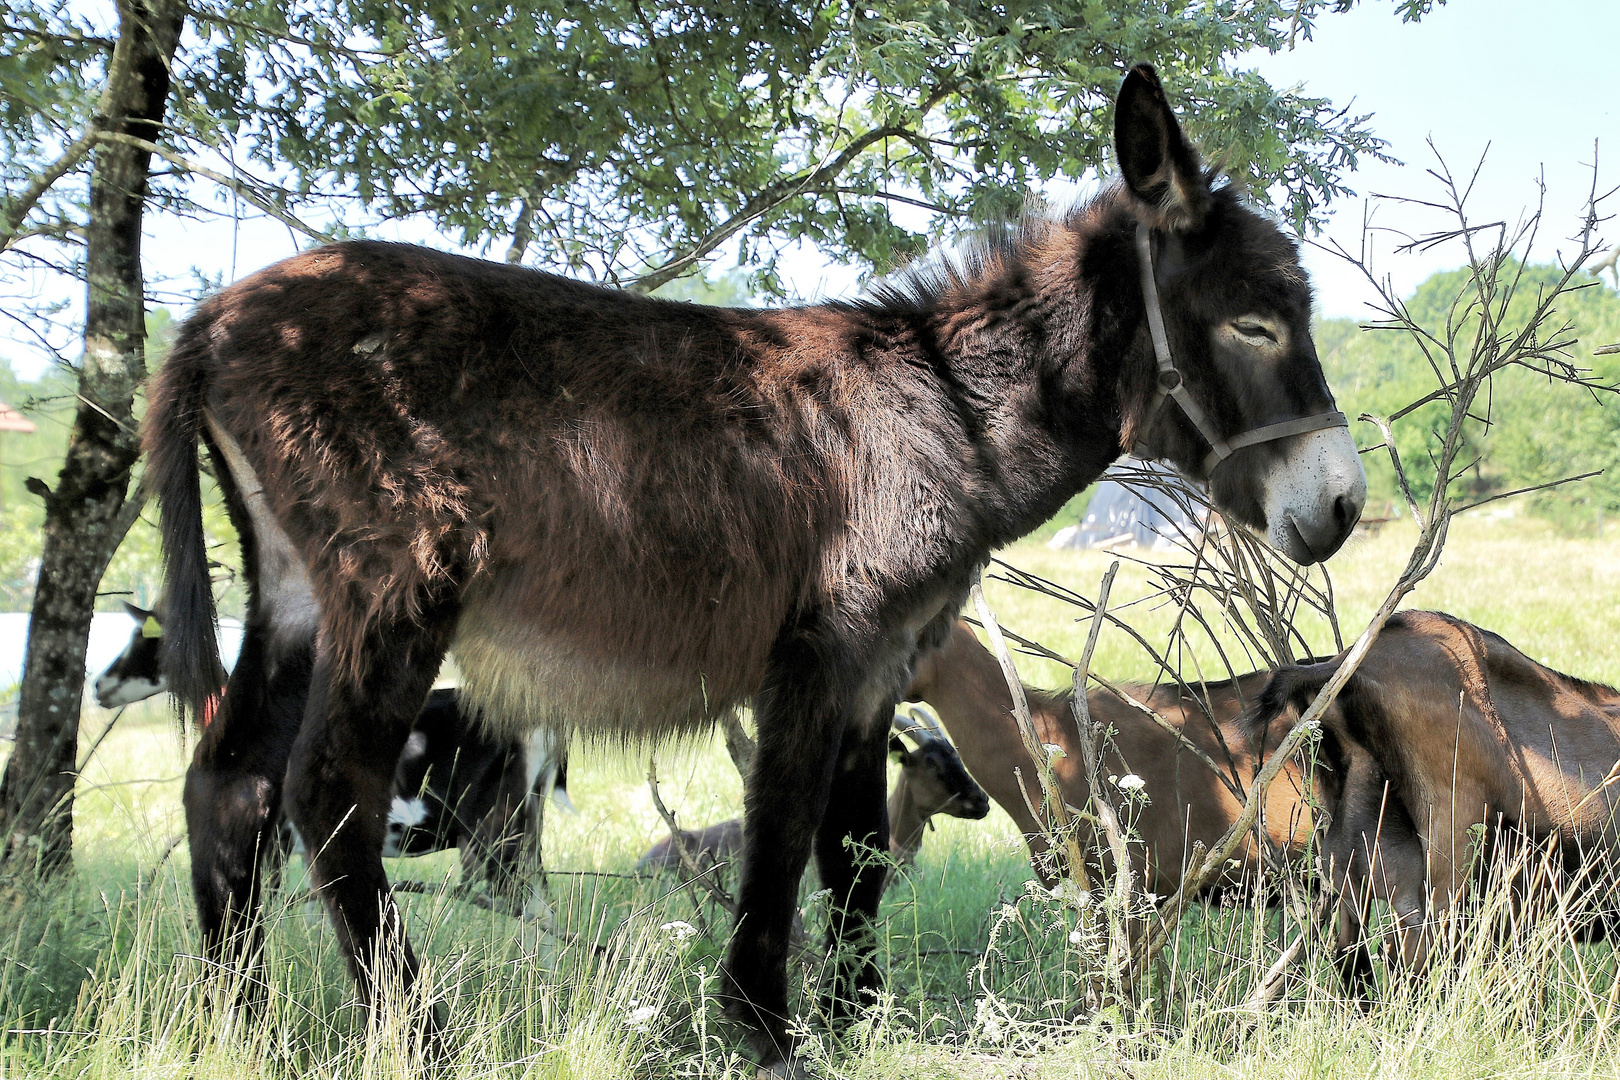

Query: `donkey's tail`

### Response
(142, 311, 226, 722)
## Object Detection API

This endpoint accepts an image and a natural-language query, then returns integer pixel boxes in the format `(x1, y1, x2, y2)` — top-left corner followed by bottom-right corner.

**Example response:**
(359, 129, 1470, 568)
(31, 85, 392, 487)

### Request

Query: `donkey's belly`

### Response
(450, 591, 770, 739)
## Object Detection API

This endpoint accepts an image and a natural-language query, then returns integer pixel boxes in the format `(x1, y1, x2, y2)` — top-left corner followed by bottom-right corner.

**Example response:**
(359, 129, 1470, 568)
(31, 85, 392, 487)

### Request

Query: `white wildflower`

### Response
(1068, 929, 1085, 945)
(800, 888, 832, 919)
(974, 998, 1006, 1043)
(1043, 743, 1065, 759)
(626, 1002, 658, 1029)
(1115, 773, 1146, 792)
(660, 920, 698, 942)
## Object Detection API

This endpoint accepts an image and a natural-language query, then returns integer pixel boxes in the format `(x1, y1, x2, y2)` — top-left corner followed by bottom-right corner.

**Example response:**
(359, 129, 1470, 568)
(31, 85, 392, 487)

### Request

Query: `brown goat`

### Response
(1256, 610, 1620, 984)
(905, 620, 1313, 895)
(637, 709, 990, 878)
(145, 65, 1364, 1066)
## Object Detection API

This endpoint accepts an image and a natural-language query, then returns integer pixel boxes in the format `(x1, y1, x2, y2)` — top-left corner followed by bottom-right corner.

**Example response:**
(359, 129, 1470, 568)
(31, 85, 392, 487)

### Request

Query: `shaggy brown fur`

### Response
(905, 620, 1313, 894)
(145, 65, 1357, 1065)
(1256, 610, 1620, 985)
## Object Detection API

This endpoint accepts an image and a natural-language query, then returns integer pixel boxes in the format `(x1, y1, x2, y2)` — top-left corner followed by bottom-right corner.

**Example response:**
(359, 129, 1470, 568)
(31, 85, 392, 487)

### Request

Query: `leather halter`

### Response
(1129, 223, 1347, 480)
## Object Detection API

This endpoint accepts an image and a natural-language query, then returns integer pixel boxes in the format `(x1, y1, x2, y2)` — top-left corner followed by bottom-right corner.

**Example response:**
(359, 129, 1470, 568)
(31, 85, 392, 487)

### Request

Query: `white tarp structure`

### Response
(1048, 458, 1206, 552)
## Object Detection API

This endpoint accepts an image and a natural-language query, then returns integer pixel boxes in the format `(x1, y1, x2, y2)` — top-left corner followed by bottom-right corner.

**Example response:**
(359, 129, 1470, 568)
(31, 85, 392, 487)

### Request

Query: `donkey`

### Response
(1256, 611, 1620, 989)
(144, 64, 1364, 1068)
(93, 604, 570, 900)
(636, 706, 991, 879)
(906, 619, 1313, 894)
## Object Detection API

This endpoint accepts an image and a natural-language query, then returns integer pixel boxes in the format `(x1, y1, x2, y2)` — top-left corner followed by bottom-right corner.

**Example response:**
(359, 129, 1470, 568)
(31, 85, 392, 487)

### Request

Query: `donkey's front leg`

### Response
(813, 709, 891, 1021)
(724, 639, 848, 1068)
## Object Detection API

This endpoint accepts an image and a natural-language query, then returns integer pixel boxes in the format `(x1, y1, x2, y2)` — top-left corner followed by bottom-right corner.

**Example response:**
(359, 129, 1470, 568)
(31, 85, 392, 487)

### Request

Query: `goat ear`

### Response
(123, 600, 154, 621)
(888, 736, 909, 763)
(1114, 63, 1210, 232)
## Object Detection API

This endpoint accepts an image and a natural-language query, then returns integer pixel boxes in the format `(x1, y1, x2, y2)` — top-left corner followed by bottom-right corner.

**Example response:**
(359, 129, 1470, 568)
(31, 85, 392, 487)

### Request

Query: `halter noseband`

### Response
(1129, 223, 1347, 480)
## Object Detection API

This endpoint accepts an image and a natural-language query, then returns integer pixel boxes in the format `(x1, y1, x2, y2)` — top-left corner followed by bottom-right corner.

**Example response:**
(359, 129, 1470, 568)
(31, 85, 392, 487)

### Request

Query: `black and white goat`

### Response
(96, 603, 570, 897)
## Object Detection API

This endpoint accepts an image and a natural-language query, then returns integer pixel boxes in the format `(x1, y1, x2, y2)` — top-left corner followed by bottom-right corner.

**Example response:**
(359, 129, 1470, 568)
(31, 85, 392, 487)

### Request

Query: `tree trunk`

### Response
(0, 0, 184, 876)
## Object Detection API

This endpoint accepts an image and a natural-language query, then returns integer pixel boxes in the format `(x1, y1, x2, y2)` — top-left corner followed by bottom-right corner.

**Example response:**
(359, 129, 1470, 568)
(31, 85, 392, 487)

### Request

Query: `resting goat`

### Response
(96, 603, 569, 898)
(1255, 610, 1620, 985)
(905, 619, 1313, 894)
(638, 707, 990, 879)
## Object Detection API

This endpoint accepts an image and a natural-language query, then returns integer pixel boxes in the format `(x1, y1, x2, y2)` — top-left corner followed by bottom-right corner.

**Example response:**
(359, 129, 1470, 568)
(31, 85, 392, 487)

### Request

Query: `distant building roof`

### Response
(0, 400, 35, 434)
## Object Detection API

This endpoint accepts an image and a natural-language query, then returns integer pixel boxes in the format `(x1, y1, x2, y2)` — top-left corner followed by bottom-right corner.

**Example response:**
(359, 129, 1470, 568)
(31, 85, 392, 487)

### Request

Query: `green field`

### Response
(4, 510, 1620, 1078)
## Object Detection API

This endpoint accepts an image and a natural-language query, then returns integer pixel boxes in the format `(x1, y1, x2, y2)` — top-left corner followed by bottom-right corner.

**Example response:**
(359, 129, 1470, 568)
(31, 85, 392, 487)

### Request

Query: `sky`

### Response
(5, 0, 1619, 378)
(1244, 0, 1620, 319)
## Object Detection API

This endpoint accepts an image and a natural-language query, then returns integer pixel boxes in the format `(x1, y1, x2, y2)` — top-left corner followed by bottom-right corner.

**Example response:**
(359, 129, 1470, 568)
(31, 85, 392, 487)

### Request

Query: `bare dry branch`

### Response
(1066, 564, 1134, 986)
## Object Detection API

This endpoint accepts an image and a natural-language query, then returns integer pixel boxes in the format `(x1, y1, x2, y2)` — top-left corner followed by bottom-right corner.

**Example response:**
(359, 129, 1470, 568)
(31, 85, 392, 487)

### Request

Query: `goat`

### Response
(94, 603, 569, 901)
(1255, 610, 1620, 986)
(145, 65, 1364, 1066)
(636, 707, 990, 878)
(905, 619, 1313, 894)
(93, 602, 170, 708)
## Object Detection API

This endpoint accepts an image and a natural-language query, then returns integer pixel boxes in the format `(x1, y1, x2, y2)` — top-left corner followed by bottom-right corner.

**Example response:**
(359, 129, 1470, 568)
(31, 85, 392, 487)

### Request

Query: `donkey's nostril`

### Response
(1334, 492, 1363, 532)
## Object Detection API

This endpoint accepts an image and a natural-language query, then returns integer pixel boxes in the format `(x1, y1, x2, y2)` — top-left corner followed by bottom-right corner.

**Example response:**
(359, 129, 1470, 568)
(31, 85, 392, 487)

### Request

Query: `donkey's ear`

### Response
(1114, 63, 1211, 231)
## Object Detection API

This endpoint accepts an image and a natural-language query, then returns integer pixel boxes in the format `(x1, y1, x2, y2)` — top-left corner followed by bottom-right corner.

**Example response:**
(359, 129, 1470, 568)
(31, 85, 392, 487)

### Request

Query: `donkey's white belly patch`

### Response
(451, 604, 721, 738)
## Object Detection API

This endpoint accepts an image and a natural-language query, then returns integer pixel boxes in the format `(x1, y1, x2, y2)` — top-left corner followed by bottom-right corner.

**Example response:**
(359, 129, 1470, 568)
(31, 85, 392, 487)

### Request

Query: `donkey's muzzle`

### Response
(1263, 427, 1367, 564)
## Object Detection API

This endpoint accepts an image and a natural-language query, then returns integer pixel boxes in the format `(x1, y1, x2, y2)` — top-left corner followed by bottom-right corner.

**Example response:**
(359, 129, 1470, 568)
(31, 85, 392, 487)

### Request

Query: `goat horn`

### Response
(893, 703, 946, 744)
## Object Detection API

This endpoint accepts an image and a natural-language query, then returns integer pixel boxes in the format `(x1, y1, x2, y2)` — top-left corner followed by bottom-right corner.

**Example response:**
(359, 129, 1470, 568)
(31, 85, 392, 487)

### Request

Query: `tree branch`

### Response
(91, 130, 333, 243)
(1, 127, 102, 252)
(627, 124, 916, 294)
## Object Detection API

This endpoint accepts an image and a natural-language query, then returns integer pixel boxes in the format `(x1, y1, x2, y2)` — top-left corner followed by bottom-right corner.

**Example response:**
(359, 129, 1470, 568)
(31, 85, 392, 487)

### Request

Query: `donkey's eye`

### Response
(1232, 320, 1280, 344)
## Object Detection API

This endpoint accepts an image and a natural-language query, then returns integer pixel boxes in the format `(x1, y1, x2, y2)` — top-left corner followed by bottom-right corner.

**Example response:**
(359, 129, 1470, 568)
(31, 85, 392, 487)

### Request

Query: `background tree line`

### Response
(1319, 263, 1620, 527)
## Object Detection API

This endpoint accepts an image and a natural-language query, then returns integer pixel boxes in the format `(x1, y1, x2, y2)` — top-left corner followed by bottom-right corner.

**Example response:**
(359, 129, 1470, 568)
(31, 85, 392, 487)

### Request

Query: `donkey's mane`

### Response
(858, 215, 1061, 313)
(853, 185, 1129, 313)
(855, 181, 1268, 315)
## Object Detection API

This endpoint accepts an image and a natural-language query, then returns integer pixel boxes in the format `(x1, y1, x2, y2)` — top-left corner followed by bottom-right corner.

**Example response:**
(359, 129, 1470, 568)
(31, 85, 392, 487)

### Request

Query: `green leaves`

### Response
(162, 0, 1396, 291)
(1320, 263, 1620, 519)
(6, 0, 1420, 293)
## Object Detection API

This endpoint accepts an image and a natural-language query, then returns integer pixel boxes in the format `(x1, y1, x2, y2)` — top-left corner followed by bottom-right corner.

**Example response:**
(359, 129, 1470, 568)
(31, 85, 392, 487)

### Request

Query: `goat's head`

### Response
(890, 706, 991, 821)
(94, 602, 168, 708)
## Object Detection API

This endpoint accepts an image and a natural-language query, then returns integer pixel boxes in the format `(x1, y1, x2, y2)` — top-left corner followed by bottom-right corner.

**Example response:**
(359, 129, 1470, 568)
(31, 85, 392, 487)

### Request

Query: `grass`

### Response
(4, 506, 1620, 1077)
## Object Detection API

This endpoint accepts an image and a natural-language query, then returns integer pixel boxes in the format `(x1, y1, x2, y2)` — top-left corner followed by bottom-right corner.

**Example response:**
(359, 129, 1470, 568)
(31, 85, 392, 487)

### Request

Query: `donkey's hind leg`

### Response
(184, 618, 313, 989)
(283, 606, 456, 1032)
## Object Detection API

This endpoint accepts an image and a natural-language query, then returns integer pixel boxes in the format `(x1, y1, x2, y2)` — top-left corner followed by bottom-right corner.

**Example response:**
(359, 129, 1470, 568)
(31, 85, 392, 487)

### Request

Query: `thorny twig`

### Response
(1132, 144, 1615, 986)
(1067, 564, 1135, 989)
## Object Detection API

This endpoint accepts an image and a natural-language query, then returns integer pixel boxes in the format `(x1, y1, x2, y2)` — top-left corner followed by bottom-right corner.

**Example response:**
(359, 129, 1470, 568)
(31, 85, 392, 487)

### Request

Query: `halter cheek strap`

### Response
(1129, 223, 1348, 480)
